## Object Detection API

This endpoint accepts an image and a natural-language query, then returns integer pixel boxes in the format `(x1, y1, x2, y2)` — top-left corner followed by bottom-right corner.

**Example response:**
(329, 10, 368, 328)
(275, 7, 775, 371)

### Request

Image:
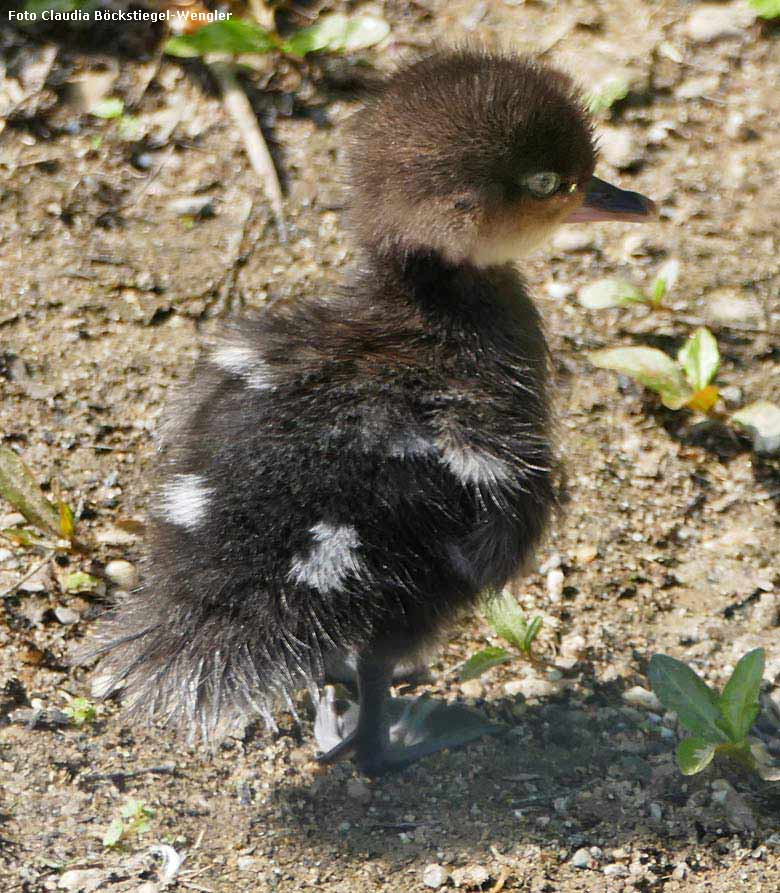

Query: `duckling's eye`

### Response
(522, 171, 561, 198)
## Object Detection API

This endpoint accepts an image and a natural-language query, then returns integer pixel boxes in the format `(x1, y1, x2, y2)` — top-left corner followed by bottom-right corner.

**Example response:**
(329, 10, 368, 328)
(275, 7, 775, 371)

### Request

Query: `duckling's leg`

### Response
(315, 654, 502, 776)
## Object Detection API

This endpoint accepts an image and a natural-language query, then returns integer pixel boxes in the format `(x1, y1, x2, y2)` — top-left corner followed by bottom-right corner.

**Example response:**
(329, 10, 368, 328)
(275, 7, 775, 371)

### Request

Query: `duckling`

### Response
(85, 49, 655, 776)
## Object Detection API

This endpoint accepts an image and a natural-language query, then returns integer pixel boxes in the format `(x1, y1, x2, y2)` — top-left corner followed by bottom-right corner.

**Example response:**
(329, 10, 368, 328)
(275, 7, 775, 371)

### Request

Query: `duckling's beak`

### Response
(566, 176, 657, 223)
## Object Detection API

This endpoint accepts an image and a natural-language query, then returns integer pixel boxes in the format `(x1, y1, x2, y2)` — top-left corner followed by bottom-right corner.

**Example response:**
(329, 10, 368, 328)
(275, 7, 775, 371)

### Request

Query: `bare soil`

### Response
(2, 2, 780, 892)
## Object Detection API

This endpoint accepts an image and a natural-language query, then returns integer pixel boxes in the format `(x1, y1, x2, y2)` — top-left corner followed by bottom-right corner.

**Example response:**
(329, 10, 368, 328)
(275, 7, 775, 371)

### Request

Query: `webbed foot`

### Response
(314, 685, 503, 776)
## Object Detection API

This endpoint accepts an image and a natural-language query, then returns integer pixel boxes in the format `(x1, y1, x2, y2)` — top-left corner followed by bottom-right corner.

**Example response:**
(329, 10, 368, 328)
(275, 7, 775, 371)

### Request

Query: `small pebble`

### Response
(539, 552, 562, 573)
(546, 281, 573, 300)
(574, 544, 598, 564)
(0, 512, 26, 528)
(603, 863, 629, 877)
(104, 559, 138, 590)
(504, 678, 557, 699)
(54, 606, 80, 625)
(168, 196, 216, 217)
(622, 686, 662, 711)
(571, 847, 593, 869)
(451, 865, 489, 887)
(672, 861, 688, 880)
(58, 869, 107, 892)
(546, 568, 564, 602)
(422, 863, 449, 889)
(685, 3, 754, 43)
(460, 679, 484, 699)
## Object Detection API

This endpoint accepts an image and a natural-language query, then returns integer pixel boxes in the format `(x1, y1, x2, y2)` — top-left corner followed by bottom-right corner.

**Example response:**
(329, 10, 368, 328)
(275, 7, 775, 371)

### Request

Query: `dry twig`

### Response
(208, 59, 287, 241)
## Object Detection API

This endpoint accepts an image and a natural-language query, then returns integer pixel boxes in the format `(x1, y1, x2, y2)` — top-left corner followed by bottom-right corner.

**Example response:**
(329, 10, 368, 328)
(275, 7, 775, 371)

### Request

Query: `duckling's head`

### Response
(350, 50, 654, 266)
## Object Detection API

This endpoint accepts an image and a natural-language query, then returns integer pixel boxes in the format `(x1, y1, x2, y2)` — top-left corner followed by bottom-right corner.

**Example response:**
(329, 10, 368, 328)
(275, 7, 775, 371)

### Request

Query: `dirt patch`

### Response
(1, 3, 780, 892)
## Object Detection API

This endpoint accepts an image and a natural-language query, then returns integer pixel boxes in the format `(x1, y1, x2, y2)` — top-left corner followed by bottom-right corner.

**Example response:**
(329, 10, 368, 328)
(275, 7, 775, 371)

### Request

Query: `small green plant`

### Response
(0, 445, 79, 552)
(460, 590, 543, 681)
(579, 259, 679, 310)
(63, 696, 98, 726)
(588, 76, 631, 115)
(103, 799, 155, 848)
(750, 0, 780, 19)
(648, 649, 775, 777)
(590, 326, 720, 413)
(164, 12, 389, 61)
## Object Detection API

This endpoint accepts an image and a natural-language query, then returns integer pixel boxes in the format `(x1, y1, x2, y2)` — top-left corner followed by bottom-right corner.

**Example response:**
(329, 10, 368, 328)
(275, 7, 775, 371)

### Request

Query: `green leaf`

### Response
(121, 798, 148, 819)
(522, 615, 543, 653)
(648, 654, 728, 742)
(1, 526, 49, 548)
(0, 446, 62, 540)
(750, 0, 780, 19)
(59, 501, 75, 539)
(578, 277, 646, 310)
(588, 77, 630, 114)
(650, 258, 679, 305)
(459, 646, 511, 681)
(484, 590, 532, 651)
(64, 571, 101, 592)
(677, 327, 720, 391)
(90, 97, 124, 119)
(588, 346, 693, 409)
(164, 20, 277, 59)
(102, 817, 124, 848)
(64, 697, 97, 725)
(718, 648, 765, 743)
(283, 13, 390, 57)
(676, 737, 717, 775)
(731, 400, 780, 455)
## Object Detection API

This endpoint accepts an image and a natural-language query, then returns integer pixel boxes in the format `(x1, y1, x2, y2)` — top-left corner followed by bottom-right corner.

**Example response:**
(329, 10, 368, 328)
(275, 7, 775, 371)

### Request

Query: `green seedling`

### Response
(589, 326, 721, 413)
(103, 799, 155, 848)
(89, 97, 124, 120)
(750, 0, 780, 19)
(63, 571, 102, 593)
(648, 649, 774, 777)
(165, 12, 389, 60)
(63, 696, 98, 726)
(460, 590, 543, 681)
(0, 445, 77, 548)
(579, 259, 679, 310)
(588, 76, 631, 115)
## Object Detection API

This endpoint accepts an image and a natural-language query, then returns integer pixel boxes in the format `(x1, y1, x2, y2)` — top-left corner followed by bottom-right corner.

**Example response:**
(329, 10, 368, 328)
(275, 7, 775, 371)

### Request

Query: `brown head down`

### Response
(349, 49, 655, 266)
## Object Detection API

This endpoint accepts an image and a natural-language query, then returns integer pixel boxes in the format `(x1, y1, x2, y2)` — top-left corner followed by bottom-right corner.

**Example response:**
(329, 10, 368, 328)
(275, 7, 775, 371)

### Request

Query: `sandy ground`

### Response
(1, 2, 780, 891)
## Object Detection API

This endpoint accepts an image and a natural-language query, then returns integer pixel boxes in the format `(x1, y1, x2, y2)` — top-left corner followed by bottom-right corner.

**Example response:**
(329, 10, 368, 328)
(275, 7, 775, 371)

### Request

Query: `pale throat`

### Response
(467, 217, 563, 268)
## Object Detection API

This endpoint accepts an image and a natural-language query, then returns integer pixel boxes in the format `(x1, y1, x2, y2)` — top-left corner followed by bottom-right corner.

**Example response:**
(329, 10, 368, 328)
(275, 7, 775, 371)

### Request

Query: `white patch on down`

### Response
(387, 432, 437, 460)
(438, 441, 513, 487)
(210, 344, 273, 390)
(159, 473, 212, 530)
(289, 522, 363, 593)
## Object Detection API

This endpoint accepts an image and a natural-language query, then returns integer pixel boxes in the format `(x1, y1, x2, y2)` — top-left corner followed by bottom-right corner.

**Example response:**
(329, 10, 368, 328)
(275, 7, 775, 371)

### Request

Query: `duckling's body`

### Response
(89, 50, 654, 774)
